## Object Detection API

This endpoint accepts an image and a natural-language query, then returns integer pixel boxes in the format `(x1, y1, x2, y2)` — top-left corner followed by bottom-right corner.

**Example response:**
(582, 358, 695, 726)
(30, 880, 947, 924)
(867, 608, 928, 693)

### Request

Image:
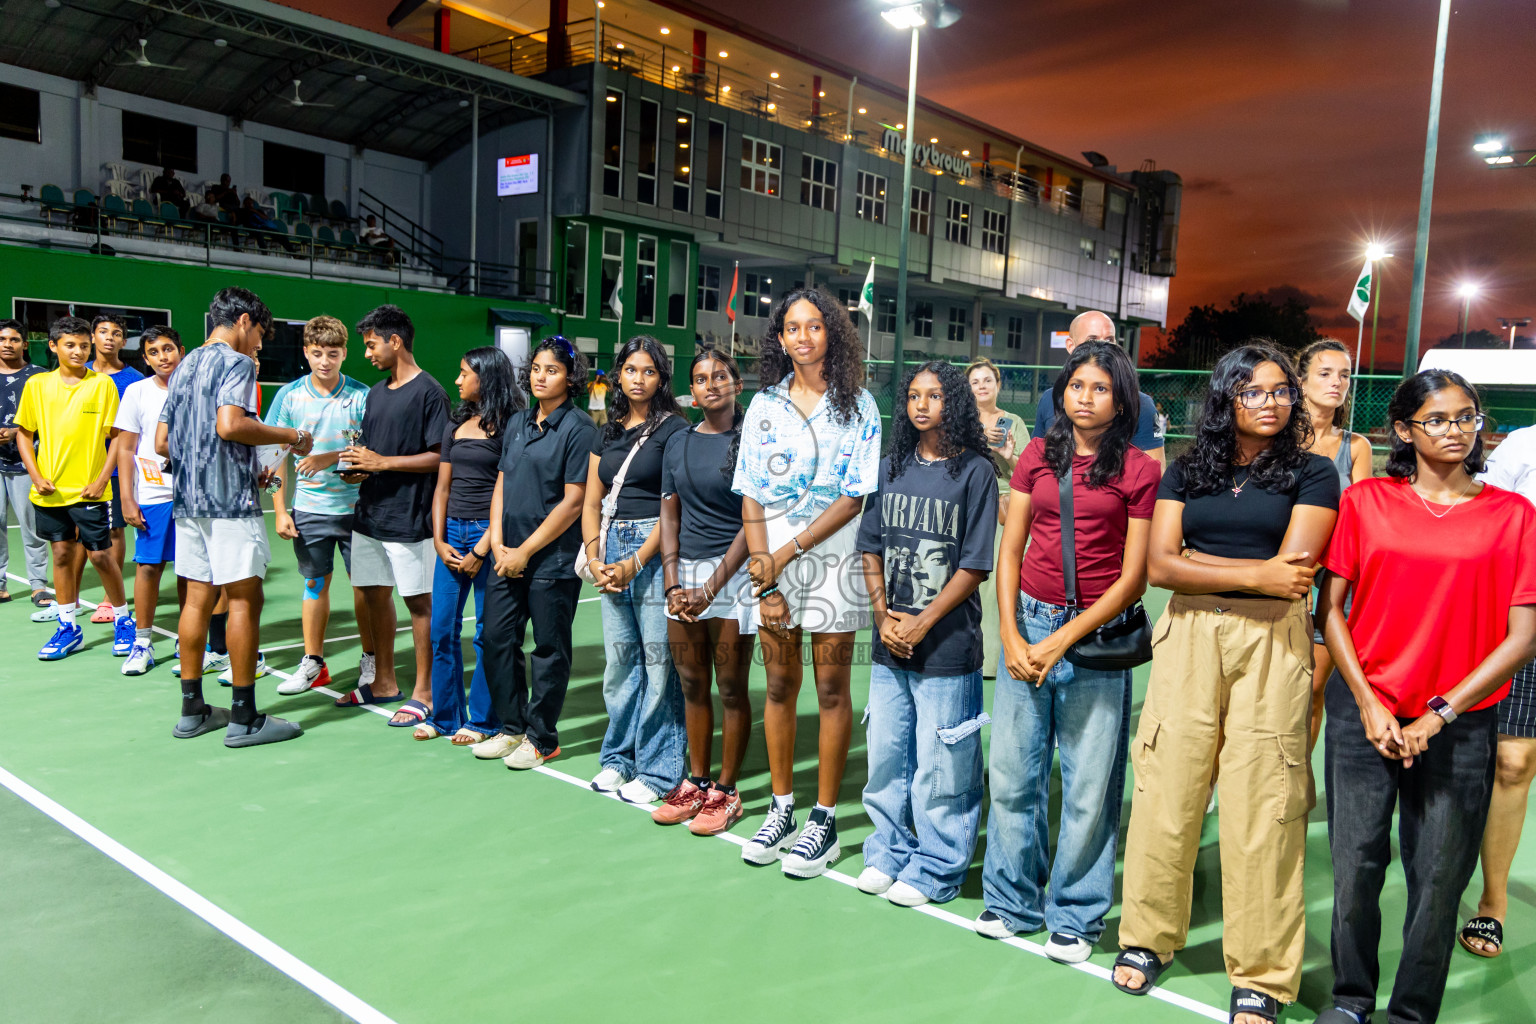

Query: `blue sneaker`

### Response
(39, 624, 84, 661)
(112, 615, 137, 657)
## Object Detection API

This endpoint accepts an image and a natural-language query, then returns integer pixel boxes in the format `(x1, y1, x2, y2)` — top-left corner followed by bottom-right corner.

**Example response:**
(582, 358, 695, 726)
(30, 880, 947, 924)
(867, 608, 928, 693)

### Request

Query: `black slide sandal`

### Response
(1112, 947, 1169, 995)
(1458, 916, 1503, 958)
(1230, 988, 1280, 1023)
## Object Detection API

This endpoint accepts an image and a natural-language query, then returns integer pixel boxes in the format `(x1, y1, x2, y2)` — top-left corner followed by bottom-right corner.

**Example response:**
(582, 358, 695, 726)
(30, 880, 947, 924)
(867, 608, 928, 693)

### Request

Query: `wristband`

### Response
(664, 584, 683, 595)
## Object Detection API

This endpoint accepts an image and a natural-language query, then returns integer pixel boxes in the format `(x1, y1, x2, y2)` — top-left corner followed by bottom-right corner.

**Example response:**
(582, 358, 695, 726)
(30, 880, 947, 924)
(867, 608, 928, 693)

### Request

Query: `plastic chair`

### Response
(292, 194, 309, 218)
(102, 194, 127, 231)
(102, 162, 128, 182)
(292, 221, 313, 256)
(310, 194, 329, 220)
(73, 188, 95, 206)
(159, 202, 183, 239)
(131, 198, 155, 235)
(330, 199, 349, 223)
(39, 184, 67, 226)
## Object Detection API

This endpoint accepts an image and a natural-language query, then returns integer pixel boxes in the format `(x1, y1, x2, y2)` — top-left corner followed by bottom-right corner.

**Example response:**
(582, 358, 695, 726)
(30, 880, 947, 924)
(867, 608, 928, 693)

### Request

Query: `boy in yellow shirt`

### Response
(14, 316, 129, 660)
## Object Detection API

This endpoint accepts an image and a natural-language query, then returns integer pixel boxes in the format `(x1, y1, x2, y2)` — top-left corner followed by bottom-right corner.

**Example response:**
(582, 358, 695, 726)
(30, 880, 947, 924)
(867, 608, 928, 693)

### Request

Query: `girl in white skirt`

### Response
(654, 348, 756, 835)
(733, 286, 882, 878)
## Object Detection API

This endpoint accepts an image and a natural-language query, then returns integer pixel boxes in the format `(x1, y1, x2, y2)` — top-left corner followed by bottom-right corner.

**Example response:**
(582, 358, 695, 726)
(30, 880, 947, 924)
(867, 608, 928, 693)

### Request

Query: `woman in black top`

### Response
(416, 347, 520, 741)
(652, 349, 755, 835)
(583, 336, 689, 805)
(1113, 345, 1339, 1024)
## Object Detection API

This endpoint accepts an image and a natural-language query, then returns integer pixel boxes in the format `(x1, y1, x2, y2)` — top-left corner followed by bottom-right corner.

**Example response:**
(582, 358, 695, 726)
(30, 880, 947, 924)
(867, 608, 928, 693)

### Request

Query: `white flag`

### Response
(609, 279, 624, 319)
(857, 259, 876, 323)
(1347, 259, 1371, 323)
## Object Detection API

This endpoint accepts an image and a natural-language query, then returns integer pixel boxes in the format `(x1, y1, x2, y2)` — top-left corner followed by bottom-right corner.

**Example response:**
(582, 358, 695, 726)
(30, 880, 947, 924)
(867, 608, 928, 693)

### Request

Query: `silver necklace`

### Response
(1411, 476, 1476, 519)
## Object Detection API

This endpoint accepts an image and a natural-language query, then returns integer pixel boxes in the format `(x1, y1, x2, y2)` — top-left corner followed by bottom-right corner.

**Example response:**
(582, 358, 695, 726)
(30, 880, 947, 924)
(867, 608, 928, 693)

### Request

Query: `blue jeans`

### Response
(981, 591, 1131, 940)
(862, 662, 988, 902)
(427, 518, 498, 736)
(598, 517, 685, 793)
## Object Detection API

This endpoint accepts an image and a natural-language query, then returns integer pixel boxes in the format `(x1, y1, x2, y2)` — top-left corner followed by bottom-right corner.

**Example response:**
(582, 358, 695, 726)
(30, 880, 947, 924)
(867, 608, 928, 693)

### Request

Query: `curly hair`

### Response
(1175, 342, 1315, 498)
(1385, 369, 1486, 479)
(888, 361, 996, 482)
(517, 335, 589, 404)
(688, 346, 746, 482)
(1043, 341, 1140, 488)
(757, 286, 865, 426)
(603, 335, 683, 442)
(1296, 338, 1352, 429)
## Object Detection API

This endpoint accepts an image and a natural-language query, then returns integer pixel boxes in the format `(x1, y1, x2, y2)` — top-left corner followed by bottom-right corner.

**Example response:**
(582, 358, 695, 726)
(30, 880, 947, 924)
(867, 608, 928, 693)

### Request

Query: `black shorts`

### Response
(108, 487, 125, 530)
(1500, 661, 1536, 739)
(291, 509, 354, 579)
(33, 501, 113, 551)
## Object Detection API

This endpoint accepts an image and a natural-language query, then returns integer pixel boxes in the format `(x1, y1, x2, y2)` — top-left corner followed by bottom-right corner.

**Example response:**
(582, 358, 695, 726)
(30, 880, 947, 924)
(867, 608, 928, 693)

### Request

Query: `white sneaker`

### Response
(276, 655, 329, 695)
(618, 778, 662, 804)
(590, 767, 629, 793)
(358, 652, 377, 689)
(1044, 932, 1093, 964)
(856, 866, 895, 895)
(503, 738, 554, 770)
(973, 911, 1016, 939)
(470, 733, 523, 760)
(174, 648, 229, 679)
(121, 640, 155, 676)
(885, 880, 930, 908)
(217, 652, 266, 687)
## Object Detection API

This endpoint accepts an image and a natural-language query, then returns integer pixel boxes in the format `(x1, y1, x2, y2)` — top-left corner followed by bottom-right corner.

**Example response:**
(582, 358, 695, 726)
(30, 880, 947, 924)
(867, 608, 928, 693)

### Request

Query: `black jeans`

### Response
(1324, 672, 1497, 1024)
(481, 574, 581, 756)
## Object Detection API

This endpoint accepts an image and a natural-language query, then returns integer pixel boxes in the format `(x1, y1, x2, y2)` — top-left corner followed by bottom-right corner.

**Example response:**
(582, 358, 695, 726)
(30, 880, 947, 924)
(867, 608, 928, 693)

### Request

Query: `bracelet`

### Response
(791, 535, 805, 557)
(758, 584, 781, 599)
(702, 585, 717, 603)
(805, 526, 818, 546)
(664, 584, 683, 595)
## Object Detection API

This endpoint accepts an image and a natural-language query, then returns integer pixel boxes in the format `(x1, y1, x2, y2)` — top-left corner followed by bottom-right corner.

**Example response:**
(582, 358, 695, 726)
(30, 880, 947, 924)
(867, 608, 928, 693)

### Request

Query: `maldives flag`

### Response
(726, 264, 739, 323)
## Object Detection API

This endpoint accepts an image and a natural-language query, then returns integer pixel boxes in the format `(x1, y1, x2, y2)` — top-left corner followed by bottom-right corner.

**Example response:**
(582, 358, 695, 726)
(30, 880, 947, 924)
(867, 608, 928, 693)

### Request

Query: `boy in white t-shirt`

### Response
(114, 326, 183, 675)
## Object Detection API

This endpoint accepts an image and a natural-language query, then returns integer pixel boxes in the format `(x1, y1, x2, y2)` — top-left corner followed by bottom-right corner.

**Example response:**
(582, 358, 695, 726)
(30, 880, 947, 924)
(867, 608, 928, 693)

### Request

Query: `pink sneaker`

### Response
(688, 786, 744, 836)
(651, 780, 708, 825)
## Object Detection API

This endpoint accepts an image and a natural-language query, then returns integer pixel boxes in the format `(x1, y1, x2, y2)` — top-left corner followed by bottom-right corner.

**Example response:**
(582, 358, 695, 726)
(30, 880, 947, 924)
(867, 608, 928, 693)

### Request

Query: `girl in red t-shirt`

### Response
(1316, 370, 1536, 1024)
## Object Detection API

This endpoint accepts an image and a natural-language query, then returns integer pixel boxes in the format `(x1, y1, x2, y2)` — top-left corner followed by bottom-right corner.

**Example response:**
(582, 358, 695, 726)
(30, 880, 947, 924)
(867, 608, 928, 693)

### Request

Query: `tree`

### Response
(1149, 290, 1323, 369)
(1431, 328, 1501, 350)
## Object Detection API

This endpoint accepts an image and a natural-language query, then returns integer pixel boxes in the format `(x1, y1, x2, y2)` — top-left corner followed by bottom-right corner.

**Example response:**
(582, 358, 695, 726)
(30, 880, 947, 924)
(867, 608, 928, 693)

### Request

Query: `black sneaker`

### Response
(781, 808, 840, 878)
(741, 803, 797, 865)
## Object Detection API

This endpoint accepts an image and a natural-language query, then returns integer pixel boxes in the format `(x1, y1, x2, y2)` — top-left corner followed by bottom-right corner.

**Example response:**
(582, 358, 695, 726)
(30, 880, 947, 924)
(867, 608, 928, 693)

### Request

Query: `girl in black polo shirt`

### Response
(652, 348, 755, 835)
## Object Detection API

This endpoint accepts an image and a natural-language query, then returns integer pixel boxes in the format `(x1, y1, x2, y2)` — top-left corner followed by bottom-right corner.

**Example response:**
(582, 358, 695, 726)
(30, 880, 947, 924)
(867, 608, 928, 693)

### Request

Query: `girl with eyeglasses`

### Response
(1113, 344, 1339, 1024)
(1313, 371, 1536, 1024)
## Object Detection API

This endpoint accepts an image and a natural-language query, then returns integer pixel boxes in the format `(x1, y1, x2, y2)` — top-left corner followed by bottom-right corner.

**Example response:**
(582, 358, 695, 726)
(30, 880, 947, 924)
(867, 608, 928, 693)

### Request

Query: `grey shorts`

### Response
(291, 510, 354, 580)
(1501, 661, 1536, 739)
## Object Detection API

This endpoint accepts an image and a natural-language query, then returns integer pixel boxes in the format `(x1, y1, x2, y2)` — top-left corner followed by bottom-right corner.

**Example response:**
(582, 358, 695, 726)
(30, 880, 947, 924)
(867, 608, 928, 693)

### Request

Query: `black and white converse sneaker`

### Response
(741, 803, 797, 865)
(781, 808, 840, 878)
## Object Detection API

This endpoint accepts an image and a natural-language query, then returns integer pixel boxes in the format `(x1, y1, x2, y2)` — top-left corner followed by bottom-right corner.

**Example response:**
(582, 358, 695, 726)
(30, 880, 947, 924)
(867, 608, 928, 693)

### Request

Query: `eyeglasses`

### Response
(1235, 386, 1299, 409)
(1405, 413, 1484, 437)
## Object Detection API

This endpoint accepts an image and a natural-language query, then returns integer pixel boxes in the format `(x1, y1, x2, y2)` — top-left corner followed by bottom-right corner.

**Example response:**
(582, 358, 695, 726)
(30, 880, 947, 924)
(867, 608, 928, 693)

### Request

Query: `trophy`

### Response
(336, 427, 365, 475)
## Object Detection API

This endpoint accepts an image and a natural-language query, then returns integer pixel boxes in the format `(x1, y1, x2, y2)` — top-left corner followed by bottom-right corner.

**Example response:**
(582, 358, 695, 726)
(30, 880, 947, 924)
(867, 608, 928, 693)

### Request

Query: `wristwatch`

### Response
(1427, 695, 1458, 724)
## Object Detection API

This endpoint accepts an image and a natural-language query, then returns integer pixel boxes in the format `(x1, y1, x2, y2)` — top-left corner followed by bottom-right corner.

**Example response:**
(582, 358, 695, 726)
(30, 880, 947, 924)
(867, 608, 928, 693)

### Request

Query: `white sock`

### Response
(114, 604, 131, 621)
(771, 792, 794, 811)
(57, 602, 77, 627)
(814, 802, 836, 819)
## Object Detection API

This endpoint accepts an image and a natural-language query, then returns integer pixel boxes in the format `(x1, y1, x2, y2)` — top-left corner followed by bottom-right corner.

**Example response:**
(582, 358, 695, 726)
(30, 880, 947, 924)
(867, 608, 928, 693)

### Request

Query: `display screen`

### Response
(496, 154, 539, 197)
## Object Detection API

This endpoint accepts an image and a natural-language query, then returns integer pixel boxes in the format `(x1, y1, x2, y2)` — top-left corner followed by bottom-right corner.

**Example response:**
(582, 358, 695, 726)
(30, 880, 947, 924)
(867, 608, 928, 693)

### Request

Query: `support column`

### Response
(547, 0, 569, 71)
(434, 8, 451, 53)
(470, 93, 479, 292)
(812, 75, 822, 119)
(692, 29, 706, 74)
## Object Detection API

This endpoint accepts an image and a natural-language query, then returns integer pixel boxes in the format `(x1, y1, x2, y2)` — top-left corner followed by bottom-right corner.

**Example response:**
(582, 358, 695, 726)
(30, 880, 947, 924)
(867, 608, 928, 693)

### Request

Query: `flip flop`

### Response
(413, 722, 442, 741)
(387, 699, 430, 728)
(333, 683, 406, 708)
(1459, 916, 1503, 958)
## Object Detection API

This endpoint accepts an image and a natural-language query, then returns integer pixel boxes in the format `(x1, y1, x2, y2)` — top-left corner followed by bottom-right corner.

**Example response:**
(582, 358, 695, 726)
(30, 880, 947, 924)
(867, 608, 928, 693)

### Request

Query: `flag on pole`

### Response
(1347, 259, 1372, 323)
(857, 258, 876, 323)
(609, 279, 624, 319)
(726, 263, 740, 323)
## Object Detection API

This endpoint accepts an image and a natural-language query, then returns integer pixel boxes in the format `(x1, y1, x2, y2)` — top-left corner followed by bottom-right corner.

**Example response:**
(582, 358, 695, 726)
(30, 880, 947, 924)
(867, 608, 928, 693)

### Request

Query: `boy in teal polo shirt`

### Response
(266, 315, 375, 692)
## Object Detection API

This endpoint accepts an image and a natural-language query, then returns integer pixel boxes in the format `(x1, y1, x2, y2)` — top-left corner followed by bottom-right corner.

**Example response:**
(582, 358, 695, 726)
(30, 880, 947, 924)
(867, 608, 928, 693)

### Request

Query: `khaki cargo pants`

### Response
(1119, 594, 1313, 1003)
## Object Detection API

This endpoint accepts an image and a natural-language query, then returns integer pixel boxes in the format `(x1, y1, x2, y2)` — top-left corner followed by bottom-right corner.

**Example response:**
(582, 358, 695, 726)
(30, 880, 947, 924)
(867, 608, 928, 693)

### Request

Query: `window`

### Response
(744, 272, 773, 315)
(801, 154, 837, 211)
(636, 99, 659, 205)
(1065, 176, 1084, 211)
(855, 170, 886, 223)
(837, 287, 857, 311)
(740, 136, 782, 197)
(697, 264, 721, 313)
(673, 112, 693, 212)
(0, 84, 41, 143)
(1108, 246, 1123, 266)
(602, 89, 624, 198)
(1109, 190, 1128, 215)
(667, 240, 689, 328)
(564, 223, 588, 319)
(1006, 315, 1024, 351)
(261, 141, 322, 195)
(909, 186, 931, 235)
(981, 208, 1007, 254)
(1079, 238, 1096, 260)
(124, 111, 197, 172)
(877, 295, 897, 334)
(705, 120, 726, 218)
(600, 228, 623, 321)
(944, 198, 971, 245)
(947, 306, 968, 343)
(912, 301, 933, 339)
(635, 235, 657, 325)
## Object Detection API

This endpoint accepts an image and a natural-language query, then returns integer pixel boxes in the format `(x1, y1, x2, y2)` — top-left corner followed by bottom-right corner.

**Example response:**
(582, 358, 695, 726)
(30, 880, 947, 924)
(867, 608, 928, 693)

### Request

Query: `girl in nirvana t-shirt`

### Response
(1113, 344, 1339, 1024)
(1317, 371, 1536, 1024)
(977, 342, 1160, 962)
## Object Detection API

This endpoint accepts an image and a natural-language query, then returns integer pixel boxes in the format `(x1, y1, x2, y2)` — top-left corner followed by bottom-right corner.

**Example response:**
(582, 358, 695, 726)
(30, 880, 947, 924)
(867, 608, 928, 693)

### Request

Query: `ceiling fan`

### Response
(287, 79, 335, 108)
(116, 38, 184, 71)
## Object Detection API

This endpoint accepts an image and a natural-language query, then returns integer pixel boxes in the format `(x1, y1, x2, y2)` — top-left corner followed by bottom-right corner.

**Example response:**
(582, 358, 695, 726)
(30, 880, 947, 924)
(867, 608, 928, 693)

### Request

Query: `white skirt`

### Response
(665, 555, 758, 634)
(755, 507, 870, 634)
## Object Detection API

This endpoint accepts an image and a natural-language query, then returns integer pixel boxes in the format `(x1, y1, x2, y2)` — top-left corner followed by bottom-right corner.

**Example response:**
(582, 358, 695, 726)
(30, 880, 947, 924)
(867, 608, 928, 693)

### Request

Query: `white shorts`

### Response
(755, 507, 870, 634)
(350, 532, 434, 597)
(665, 555, 757, 634)
(175, 516, 270, 586)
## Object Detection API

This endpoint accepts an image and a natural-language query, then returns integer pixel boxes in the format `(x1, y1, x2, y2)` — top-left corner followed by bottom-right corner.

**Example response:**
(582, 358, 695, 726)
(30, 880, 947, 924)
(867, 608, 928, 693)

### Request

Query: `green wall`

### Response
(0, 243, 554, 396)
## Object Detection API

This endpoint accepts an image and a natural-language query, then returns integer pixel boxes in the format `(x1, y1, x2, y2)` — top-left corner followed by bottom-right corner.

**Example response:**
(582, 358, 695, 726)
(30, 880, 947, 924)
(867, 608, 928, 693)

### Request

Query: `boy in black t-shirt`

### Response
(338, 305, 449, 727)
(0, 319, 49, 604)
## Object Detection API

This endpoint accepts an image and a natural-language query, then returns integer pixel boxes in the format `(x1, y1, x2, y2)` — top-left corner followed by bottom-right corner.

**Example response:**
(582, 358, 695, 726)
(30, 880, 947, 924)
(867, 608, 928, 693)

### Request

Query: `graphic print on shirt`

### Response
(731, 379, 881, 522)
(882, 490, 963, 610)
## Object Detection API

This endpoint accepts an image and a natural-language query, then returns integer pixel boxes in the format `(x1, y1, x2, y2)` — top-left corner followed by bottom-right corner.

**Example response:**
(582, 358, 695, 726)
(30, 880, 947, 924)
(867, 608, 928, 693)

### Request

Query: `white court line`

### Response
(0, 765, 399, 1024)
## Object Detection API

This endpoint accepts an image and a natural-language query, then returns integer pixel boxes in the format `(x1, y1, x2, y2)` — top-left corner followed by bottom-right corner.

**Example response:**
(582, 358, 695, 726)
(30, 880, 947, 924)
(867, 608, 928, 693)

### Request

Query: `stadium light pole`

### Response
(1458, 283, 1478, 347)
(1365, 244, 1392, 374)
(1475, 133, 1536, 169)
(1403, 0, 1454, 378)
(880, 1, 960, 394)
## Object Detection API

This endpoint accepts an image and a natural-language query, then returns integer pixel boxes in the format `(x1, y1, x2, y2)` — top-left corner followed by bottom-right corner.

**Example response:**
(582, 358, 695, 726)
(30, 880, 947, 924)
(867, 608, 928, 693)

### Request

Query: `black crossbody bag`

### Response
(1058, 471, 1153, 670)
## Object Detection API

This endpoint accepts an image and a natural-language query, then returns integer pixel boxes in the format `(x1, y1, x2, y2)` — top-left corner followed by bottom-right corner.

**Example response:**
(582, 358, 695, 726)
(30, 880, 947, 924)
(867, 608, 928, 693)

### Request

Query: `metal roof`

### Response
(1, 0, 583, 160)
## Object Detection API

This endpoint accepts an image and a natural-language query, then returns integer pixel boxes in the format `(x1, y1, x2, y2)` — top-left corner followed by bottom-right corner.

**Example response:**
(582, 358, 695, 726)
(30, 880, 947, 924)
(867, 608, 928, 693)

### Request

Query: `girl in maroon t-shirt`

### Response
(1316, 370, 1536, 1024)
